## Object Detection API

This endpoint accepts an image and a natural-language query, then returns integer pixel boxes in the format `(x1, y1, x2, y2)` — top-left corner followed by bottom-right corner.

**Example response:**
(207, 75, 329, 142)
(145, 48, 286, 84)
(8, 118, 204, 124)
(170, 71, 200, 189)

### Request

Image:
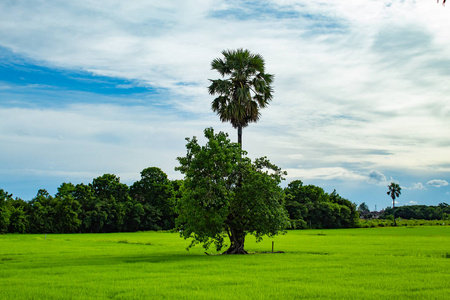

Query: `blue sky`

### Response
(1, 0, 450, 211)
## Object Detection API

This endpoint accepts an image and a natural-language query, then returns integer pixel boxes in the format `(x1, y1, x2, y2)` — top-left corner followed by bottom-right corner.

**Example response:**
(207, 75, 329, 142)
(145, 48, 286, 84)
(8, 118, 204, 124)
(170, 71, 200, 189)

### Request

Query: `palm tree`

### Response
(208, 49, 274, 146)
(387, 182, 401, 226)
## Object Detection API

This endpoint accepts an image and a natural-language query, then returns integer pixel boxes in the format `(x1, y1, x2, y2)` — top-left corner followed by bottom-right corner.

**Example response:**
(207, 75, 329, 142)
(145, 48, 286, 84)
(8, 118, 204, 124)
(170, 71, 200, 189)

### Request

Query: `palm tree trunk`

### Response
(393, 197, 396, 226)
(237, 126, 242, 146)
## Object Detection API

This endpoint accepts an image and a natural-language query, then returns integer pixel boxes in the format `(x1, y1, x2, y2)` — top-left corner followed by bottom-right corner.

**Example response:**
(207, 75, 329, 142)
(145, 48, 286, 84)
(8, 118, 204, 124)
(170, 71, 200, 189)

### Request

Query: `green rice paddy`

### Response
(1, 227, 449, 299)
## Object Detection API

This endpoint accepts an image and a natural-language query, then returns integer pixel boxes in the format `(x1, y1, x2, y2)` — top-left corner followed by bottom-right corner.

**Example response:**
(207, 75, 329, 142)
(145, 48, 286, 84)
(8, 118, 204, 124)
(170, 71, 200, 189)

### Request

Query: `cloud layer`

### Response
(1, 0, 450, 206)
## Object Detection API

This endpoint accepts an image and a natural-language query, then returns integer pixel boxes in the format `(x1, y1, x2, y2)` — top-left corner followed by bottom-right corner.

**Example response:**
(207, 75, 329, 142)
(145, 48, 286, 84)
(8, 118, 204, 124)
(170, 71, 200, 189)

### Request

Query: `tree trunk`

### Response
(223, 227, 248, 254)
(393, 197, 396, 226)
(237, 126, 242, 146)
(228, 127, 245, 254)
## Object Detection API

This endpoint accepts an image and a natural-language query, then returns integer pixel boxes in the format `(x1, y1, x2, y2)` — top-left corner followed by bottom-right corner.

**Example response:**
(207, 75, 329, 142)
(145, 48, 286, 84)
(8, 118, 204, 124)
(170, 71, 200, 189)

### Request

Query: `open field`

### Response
(1, 227, 449, 299)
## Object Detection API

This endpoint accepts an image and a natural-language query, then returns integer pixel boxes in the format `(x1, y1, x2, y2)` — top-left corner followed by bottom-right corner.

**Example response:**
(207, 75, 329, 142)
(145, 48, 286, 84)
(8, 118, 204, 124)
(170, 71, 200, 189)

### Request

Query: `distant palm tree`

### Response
(387, 182, 401, 226)
(208, 49, 274, 146)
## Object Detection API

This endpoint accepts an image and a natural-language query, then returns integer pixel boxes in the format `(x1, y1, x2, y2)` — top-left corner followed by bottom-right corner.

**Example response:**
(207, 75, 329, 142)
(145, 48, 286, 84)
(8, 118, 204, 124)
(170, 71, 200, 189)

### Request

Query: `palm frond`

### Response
(208, 49, 274, 129)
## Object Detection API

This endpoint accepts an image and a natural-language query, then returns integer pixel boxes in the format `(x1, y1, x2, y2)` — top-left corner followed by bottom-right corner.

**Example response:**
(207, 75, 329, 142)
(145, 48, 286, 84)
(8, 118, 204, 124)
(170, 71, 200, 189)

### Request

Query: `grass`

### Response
(1, 227, 449, 299)
(359, 219, 448, 228)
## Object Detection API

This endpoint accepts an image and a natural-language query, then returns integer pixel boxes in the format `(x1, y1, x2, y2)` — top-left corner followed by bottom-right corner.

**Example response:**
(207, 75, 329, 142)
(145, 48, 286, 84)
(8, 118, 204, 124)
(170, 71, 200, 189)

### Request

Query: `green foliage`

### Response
(357, 202, 371, 219)
(130, 167, 176, 230)
(209, 49, 274, 145)
(380, 203, 450, 220)
(387, 182, 401, 225)
(360, 218, 449, 228)
(284, 181, 359, 229)
(73, 183, 98, 232)
(176, 128, 289, 253)
(0, 167, 177, 234)
(209, 49, 274, 129)
(29, 187, 81, 234)
(90, 174, 129, 232)
(387, 182, 402, 201)
(7, 205, 28, 233)
(53, 183, 81, 233)
(0, 189, 13, 233)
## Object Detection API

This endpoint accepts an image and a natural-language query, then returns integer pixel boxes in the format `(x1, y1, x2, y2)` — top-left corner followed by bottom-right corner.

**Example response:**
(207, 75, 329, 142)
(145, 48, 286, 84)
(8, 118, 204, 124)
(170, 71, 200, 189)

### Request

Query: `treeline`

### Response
(0, 167, 179, 234)
(380, 204, 450, 220)
(1, 169, 358, 234)
(284, 180, 359, 229)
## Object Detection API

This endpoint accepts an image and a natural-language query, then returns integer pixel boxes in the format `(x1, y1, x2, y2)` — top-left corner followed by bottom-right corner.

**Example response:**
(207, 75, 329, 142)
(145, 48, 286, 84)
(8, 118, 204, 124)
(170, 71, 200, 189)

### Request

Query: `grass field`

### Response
(1, 227, 449, 299)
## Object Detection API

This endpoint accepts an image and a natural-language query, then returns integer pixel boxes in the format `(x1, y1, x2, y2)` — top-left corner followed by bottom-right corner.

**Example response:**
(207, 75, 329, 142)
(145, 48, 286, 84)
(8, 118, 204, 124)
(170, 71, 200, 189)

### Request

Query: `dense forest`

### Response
(1, 167, 448, 234)
(0, 167, 179, 234)
(284, 180, 359, 229)
(380, 204, 450, 220)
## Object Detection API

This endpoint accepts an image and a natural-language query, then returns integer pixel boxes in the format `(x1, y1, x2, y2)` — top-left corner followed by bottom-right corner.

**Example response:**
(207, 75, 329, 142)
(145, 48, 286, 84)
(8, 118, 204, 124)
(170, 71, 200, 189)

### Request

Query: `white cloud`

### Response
(403, 182, 427, 191)
(427, 179, 449, 188)
(409, 201, 418, 205)
(412, 182, 426, 190)
(367, 170, 388, 186)
(0, 104, 232, 185)
(1, 0, 450, 204)
(285, 167, 365, 181)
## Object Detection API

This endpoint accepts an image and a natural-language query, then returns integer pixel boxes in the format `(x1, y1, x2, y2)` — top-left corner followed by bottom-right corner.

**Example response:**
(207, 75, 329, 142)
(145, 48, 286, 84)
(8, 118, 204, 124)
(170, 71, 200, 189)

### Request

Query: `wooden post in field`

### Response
(272, 241, 274, 253)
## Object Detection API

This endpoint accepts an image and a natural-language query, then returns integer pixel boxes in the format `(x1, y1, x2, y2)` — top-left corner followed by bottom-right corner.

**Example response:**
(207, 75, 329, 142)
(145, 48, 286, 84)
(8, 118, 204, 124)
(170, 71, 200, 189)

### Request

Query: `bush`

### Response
(290, 219, 307, 229)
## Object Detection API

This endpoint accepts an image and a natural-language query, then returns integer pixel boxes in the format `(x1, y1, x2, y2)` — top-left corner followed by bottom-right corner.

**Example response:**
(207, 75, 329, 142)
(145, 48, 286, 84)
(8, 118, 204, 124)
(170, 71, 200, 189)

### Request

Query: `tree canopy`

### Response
(0, 168, 176, 234)
(208, 49, 274, 145)
(284, 180, 359, 229)
(175, 128, 289, 254)
(357, 202, 371, 219)
(130, 167, 176, 231)
(381, 203, 449, 220)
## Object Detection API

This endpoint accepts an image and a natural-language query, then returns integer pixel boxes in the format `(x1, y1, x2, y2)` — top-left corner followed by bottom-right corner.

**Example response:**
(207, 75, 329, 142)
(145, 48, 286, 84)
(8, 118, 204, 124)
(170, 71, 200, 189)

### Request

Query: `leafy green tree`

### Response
(130, 167, 176, 230)
(329, 190, 359, 228)
(92, 174, 129, 203)
(123, 199, 145, 232)
(1, 190, 30, 233)
(171, 179, 184, 204)
(29, 186, 81, 234)
(73, 183, 99, 233)
(381, 204, 447, 221)
(387, 182, 401, 226)
(75, 178, 139, 233)
(284, 181, 308, 229)
(8, 205, 28, 233)
(0, 189, 13, 233)
(30, 189, 54, 233)
(91, 174, 128, 232)
(208, 49, 274, 146)
(284, 183, 357, 229)
(358, 202, 371, 219)
(176, 128, 289, 254)
(53, 183, 81, 233)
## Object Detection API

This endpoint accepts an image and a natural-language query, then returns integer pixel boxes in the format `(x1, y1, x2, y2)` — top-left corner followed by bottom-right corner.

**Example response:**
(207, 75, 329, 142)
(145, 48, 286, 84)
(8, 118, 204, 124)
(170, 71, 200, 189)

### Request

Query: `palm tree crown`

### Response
(387, 182, 401, 226)
(208, 49, 274, 145)
(387, 182, 401, 201)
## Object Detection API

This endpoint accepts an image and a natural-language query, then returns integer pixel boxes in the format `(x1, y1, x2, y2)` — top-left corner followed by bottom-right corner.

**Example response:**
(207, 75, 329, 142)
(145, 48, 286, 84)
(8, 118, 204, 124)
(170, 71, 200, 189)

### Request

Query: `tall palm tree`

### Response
(208, 49, 274, 146)
(387, 182, 401, 226)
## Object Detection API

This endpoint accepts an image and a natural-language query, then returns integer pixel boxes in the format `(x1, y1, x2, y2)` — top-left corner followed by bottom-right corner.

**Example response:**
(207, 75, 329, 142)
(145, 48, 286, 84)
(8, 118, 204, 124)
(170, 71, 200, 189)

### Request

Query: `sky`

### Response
(1, 0, 450, 211)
